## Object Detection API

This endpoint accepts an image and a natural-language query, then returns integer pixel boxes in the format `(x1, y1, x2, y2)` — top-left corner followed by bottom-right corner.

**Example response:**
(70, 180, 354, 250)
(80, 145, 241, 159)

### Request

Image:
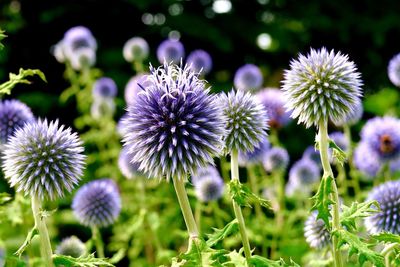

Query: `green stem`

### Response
(31, 196, 54, 267)
(269, 128, 281, 147)
(318, 122, 343, 267)
(172, 176, 199, 242)
(195, 201, 202, 235)
(91, 226, 105, 258)
(133, 60, 145, 73)
(336, 163, 348, 196)
(231, 149, 252, 264)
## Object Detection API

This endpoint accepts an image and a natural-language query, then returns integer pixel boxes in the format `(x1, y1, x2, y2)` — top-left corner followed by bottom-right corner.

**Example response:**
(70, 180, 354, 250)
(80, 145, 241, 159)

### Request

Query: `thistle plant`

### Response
(123, 37, 149, 69)
(238, 136, 270, 167)
(285, 158, 320, 197)
(2, 119, 86, 266)
(256, 88, 291, 129)
(192, 166, 224, 202)
(122, 63, 225, 247)
(353, 142, 381, 180)
(156, 39, 185, 64)
(304, 211, 331, 249)
(234, 64, 263, 91)
(55, 236, 87, 258)
(92, 77, 117, 99)
(282, 47, 362, 267)
(186, 49, 213, 75)
(118, 146, 141, 179)
(262, 146, 289, 172)
(124, 74, 150, 106)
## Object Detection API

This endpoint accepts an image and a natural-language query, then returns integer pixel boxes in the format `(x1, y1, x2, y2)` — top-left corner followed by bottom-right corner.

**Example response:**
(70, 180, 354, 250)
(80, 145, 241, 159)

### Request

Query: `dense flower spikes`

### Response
(238, 136, 270, 166)
(333, 99, 363, 126)
(304, 211, 330, 249)
(124, 74, 151, 106)
(157, 39, 185, 64)
(92, 77, 117, 98)
(123, 37, 149, 62)
(365, 180, 400, 234)
(2, 119, 86, 200)
(282, 47, 362, 128)
(388, 53, 400, 87)
(192, 165, 224, 202)
(0, 99, 35, 145)
(55, 236, 86, 258)
(256, 88, 291, 128)
(219, 90, 268, 154)
(72, 179, 121, 228)
(123, 63, 225, 180)
(361, 116, 400, 161)
(186, 49, 212, 75)
(234, 64, 263, 91)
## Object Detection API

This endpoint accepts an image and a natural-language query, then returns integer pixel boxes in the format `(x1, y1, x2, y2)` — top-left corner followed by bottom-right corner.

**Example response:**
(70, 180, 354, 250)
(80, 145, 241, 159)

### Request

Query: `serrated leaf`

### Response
(223, 249, 246, 266)
(52, 253, 114, 267)
(249, 256, 300, 267)
(340, 201, 380, 231)
(329, 139, 347, 166)
(228, 180, 272, 209)
(311, 175, 334, 229)
(40, 208, 57, 219)
(206, 219, 239, 247)
(333, 229, 385, 267)
(372, 232, 400, 244)
(0, 68, 47, 96)
(14, 227, 38, 257)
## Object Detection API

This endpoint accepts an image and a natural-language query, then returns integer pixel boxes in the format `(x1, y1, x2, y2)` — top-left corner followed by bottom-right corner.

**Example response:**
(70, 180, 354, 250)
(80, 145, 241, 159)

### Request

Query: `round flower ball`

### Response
(302, 146, 322, 168)
(2, 119, 86, 200)
(191, 165, 221, 185)
(365, 180, 400, 234)
(70, 47, 96, 71)
(123, 63, 225, 180)
(361, 116, 400, 161)
(388, 53, 400, 87)
(192, 165, 224, 202)
(72, 179, 121, 228)
(186, 49, 212, 75)
(123, 37, 149, 63)
(55, 236, 86, 258)
(234, 64, 263, 91)
(0, 99, 35, 145)
(90, 98, 116, 120)
(157, 39, 185, 64)
(62, 26, 97, 59)
(286, 158, 320, 196)
(353, 142, 381, 180)
(333, 98, 363, 127)
(116, 113, 129, 137)
(304, 211, 330, 249)
(282, 47, 362, 128)
(238, 136, 270, 167)
(124, 74, 150, 106)
(92, 77, 117, 99)
(262, 146, 289, 172)
(256, 88, 291, 128)
(118, 146, 141, 179)
(219, 89, 269, 154)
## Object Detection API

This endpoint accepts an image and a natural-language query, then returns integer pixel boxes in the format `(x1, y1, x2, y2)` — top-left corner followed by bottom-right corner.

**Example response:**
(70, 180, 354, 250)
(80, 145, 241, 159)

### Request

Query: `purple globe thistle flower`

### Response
(63, 26, 97, 58)
(365, 180, 400, 234)
(186, 49, 212, 75)
(238, 136, 270, 167)
(256, 88, 291, 128)
(123, 37, 149, 62)
(233, 64, 263, 91)
(55, 236, 86, 258)
(118, 146, 141, 179)
(2, 119, 86, 200)
(287, 158, 320, 193)
(192, 165, 224, 202)
(124, 74, 151, 106)
(0, 99, 35, 145)
(388, 53, 400, 87)
(304, 211, 330, 249)
(92, 77, 117, 99)
(70, 47, 96, 71)
(157, 39, 185, 64)
(219, 90, 269, 154)
(90, 98, 116, 120)
(302, 146, 322, 168)
(123, 63, 225, 180)
(333, 99, 363, 126)
(353, 142, 381, 180)
(72, 179, 121, 228)
(361, 116, 400, 161)
(262, 146, 289, 172)
(282, 47, 363, 128)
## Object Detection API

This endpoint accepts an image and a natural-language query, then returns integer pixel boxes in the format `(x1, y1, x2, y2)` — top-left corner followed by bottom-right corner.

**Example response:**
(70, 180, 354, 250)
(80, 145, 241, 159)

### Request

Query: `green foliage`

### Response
(364, 87, 399, 116)
(0, 192, 12, 205)
(310, 175, 334, 229)
(206, 219, 239, 247)
(328, 139, 347, 166)
(0, 28, 6, 49)
(228, 180, 272, 209)
(333, 229, 385, 267)
(372, 232, 400, 244)
(52, 253, 114, 267)
(0, 68, 47, 97)
(249, 255, 300, 267)
(14, 227, 38, 257)
(340, 200, 380, 231)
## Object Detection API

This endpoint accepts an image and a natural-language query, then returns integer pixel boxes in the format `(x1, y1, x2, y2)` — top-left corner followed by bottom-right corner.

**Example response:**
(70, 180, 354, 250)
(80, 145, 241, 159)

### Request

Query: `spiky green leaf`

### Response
(206, 219, 239, 247)
(372, 232, 400, 244)
(228, 180, 272, 209)
(249, 255, 300, 267)
(311, 175, 334, 229)
(329, 139, 347, 166)
(340, 200, 380, 231)
(14, 227, 38, 257)
(52, 253, 114, 267)
(0, 68, 47, 96)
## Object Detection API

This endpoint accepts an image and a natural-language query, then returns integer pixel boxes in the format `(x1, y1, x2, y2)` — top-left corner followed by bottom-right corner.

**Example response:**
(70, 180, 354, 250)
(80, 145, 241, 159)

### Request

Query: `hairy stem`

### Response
(31, 196, 54, 267)
(91, 226, 105, 258)
(382, 243, 399, 267)
(318, 122, 343, 267)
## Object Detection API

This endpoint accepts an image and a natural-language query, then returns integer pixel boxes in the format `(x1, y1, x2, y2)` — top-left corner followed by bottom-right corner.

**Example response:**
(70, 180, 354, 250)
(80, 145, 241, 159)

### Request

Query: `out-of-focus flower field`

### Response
(1, 1, 400, 266)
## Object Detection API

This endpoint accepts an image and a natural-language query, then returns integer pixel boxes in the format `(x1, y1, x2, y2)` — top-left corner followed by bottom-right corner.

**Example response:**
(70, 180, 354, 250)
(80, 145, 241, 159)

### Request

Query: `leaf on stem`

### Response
(206, 219, 239, 247)
(372, 232, 400, 244)
(53, 253, 114, 267)
(249, 255, 300, 267)
(0, 68, 47, 96)
(310, 175, 334, 229)
(328, 139, 347, 166)
(14, 227, 38, 257)
(340, 200, 380, 231)
(228, 180, 272, 209)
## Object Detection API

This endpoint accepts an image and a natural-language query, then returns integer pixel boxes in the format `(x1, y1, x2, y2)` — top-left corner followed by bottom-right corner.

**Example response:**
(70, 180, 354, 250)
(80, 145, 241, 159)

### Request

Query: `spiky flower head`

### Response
(304, 211, 330, 249)
(62, 26, 97, 58)
(2, 119, 86, 200)
(90, 98, 115, 120)
(55, 236, 86, 258)
(123, 63, 225, 180)
(72, 179, 121, 228)
(333, 98, 363, 126)
(219, 89, 268, 154)
(92, 77, 117, 99)
(262, 146, 289, 172)
(186, 49, 212, 75)
(361, 116, 400, 161)
(286, 158, 320, 197)
(192, 165, 224, 202)
(118, 146, 141, 179)
(282, 47, 362, 128)
(256, 88, 291, 128)
(388, 53, 400, 87)
(238, 136, 270, 167)
(234, 64, 263, 91)
(157, 39, 185, 64)
(0, 99, 35, 145)
(116, 113, 129, 137)
(70, 47, 96, 71)
(365, 180, 400, 234)
(123, 37, 149, 62)
(353, 142, 380, 180)
(124, 74, 151, 106)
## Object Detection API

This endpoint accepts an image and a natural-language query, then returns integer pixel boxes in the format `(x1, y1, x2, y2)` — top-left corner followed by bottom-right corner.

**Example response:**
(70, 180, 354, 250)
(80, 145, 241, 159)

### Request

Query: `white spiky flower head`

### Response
(282, 47, 363, 128)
